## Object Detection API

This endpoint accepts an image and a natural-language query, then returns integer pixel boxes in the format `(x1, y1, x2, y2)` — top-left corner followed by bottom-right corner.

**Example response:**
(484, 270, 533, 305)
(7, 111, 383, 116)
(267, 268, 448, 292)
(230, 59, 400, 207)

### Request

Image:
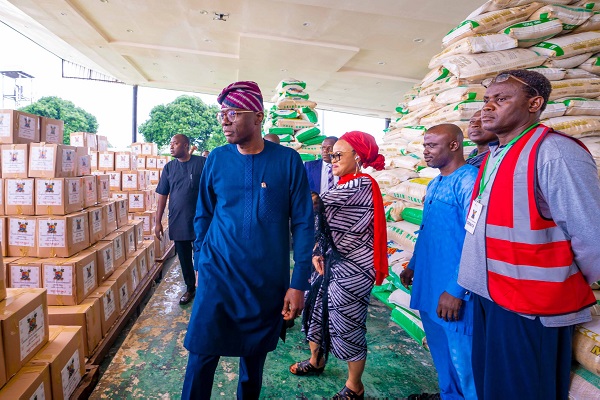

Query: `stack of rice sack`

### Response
(571, 300, 600, 399)
(263, 79, 324, 161)
(373, 0, 600, 351)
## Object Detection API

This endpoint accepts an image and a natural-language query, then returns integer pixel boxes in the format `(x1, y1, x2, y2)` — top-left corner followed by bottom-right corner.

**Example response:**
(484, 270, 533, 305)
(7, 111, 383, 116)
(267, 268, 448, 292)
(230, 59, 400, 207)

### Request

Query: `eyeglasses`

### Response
(216, 109, 255, 123)
(328, 150, 355, 162)
(481, 73, 540, 97)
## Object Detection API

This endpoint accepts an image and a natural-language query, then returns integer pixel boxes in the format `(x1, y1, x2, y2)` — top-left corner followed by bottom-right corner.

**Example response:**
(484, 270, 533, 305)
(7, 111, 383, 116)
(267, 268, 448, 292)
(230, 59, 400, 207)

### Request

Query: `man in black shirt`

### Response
(156, 134, 206, 304)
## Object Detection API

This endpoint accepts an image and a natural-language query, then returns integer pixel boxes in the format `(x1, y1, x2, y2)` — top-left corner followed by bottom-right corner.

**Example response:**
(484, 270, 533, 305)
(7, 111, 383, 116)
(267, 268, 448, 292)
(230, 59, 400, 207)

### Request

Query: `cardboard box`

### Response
(122, 257, 140, 294)
(148, 169, 160, 185)
(131, 219, 144, 248)
(97, 151, 114, 171)
(127, 190, 146, 213)
(87, 280, 119, 337)
(77, 152, 91, 176)
(121, 170, 141, 191)
(130, 143, 142, 155)
(35, 177, 84, 215)
(132, 211, 156, 236)
(0, 363, 51, 400)
(90, 150, 98, 171)
(115, 152, 137, 172)
(145, 156, 157, 170)
(83, 175, 97, 208)
(108, 171, 121, 191)
(36, 212, 89, 258)
(69, 132, 96, 150)
(118, 224, 136, 259)
(95, 173, 110, 202)
(28, 143, 77, 178)
(0, 251, 4, 301)
(7, 257, 42, 289)
(133, 248, 149, 279)
(2, 256, 20, 276)
(0, 288, 49, 380)
(40, 116, 64, 144)
(157, 156, 168, 169)
(106, 267, 130, 312)
(102, 201, 118, 233)
(111, 191, 127, 202)
(29, 325, 85, 400)
(97, 135, 108, 152)
(5, 178, 35, 215)
(155, 225, 171, 259)
(144, 239, 156, 266)
(100, 231, 125, 269)
(87, 242, 113, 282)
(0, 178, 4, 216)
(1, 143, 29, 178)
(0, 216, 6, 256)
(141, 142, 157, 156)
(136, 156, 146, 169)
(47, 298, 101, 357)
(41, 250, 97, 306)
(8, 216, 37, 257)
(0, 110, 40, 144)
(116, 198, 128, 228)
(0, 310, 5, 387)
(87, 206, 106, 245)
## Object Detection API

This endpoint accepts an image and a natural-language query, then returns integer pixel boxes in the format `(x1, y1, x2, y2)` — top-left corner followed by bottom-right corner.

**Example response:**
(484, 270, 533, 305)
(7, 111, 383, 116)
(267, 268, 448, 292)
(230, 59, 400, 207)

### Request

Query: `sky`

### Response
(0, 22, 386, 151)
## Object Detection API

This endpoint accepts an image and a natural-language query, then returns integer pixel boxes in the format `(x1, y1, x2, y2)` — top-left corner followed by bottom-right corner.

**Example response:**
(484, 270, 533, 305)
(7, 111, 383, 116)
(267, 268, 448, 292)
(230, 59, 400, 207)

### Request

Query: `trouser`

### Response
(472, 294, 574, 400)
(420, 311, 476, 400)
(181, 352, 268, 400)
(174, 240, 195, 292)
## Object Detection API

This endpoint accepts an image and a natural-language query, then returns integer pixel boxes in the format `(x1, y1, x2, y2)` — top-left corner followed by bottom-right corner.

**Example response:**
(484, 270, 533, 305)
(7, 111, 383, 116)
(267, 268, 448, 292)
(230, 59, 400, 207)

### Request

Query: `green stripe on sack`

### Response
(268, 127, 294, 135)
(446, 19, 478, 35)
(301, 135, 326, 146)
(534, 42, 565, 57)
(299, 153, 319, 161)
(401, 208, 423, 226)
(296, 126, 321, 142)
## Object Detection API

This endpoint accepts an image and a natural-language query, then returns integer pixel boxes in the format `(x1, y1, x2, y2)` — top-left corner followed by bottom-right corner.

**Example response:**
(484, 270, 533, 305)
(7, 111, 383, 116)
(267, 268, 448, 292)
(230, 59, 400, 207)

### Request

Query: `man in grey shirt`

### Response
(458, 69, 600, 400)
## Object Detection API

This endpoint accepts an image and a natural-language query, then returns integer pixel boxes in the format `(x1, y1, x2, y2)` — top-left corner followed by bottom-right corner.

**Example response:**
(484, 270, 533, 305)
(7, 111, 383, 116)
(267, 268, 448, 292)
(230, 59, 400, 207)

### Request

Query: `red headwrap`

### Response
(337, 130, 388, 285)
(217, 81, 264, 112)
(339, 131, 385, 171)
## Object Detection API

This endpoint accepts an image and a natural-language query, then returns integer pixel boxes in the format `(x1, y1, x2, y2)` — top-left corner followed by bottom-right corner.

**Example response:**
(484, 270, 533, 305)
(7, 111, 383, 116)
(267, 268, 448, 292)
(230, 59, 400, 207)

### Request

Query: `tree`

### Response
(138, 95, 225, 151)
(19, 96, 98, 145)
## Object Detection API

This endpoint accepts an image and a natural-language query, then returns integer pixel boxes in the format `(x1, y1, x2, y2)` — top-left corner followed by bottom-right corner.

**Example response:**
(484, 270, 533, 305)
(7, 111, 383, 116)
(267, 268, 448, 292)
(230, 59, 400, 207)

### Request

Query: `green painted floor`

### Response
(90, 257, 439, 399)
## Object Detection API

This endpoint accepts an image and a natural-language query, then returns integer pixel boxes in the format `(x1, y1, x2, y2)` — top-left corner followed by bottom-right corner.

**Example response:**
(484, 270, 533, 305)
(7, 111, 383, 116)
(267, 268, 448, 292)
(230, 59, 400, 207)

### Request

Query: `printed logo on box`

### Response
(68, 180, 80, 205)
(39, 220, 65, 248)
(10, 218, 36, 247)
(120, 283, 129, 311)
(47, 124, 59, 142)
(44, 264, 73, 296)
(0, 112, 11, 137)
(8, 179, 34, 205)
(72, 217, 85, 244)
(18, 114, 36, 140)
(107, 204, 115, 223)
(103, 287, 116, 321)
(116, 154, 130, 169)
(32, 381, 46, 400)
(139, 257, 147, 274)
(84, 261, 96, 295)
(100, 154, 113, 168)
(11, 265, 40, 288)
(31, 147, 56, 171)
(86, 180, 96, 202)
(2, 149, 26, 173)
(109, 173, 119, 187)
(103, 248, 114, 274)
(62, 149, 75, 173)
(19, 304, 45, 361)
(114, 237, 123, 259)
(129, 193, 144, 209)
(101, 179, 109, 198)
(131, 267, 139, 289)
(37, 180, 62, 206)
(92, 210, 102, 233)
(61, 349, 82, 399)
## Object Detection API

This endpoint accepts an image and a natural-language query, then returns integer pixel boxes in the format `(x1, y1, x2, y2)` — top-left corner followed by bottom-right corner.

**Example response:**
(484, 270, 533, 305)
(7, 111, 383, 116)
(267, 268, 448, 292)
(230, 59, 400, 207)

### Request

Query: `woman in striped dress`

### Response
(290, 131, 388, 400)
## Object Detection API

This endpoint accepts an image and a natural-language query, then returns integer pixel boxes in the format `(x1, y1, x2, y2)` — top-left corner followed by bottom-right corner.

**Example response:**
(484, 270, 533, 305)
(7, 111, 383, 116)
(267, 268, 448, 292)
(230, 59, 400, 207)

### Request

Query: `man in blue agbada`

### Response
(181, 81, 314, 400)
(401, 124, 478, 400)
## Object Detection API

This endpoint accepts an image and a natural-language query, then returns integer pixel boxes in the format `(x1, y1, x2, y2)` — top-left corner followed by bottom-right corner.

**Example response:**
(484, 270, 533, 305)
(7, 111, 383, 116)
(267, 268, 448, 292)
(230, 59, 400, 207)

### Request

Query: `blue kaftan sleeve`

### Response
(445, 167, 477, 300)
(193, 153, 216, 270)
(288, 151, 314, 291)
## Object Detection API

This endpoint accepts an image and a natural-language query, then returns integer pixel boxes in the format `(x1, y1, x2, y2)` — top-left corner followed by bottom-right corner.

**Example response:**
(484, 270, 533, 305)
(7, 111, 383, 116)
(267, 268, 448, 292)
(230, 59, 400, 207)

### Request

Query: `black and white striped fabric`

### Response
(306, 176, 376, 362)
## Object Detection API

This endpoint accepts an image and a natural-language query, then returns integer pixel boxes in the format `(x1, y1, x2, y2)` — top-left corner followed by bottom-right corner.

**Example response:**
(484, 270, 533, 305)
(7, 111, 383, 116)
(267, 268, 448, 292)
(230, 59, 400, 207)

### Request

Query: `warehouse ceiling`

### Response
(1, 0, 484, 118)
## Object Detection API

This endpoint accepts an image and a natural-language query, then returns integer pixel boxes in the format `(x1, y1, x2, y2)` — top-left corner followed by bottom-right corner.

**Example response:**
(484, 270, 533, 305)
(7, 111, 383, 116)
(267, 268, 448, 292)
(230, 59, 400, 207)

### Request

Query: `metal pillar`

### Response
(132, 85, 138, 143)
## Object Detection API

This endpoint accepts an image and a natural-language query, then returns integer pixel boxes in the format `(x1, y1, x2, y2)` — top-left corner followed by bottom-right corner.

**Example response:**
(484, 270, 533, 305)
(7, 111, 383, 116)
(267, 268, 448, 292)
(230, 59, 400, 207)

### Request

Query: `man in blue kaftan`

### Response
(401, 124, 478, 400)
(181, 81, 314, 400)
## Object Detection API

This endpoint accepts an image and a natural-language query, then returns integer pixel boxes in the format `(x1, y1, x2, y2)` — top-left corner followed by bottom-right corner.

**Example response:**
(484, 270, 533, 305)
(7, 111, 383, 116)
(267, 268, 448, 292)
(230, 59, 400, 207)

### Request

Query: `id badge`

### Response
(465, 200, 483, 234)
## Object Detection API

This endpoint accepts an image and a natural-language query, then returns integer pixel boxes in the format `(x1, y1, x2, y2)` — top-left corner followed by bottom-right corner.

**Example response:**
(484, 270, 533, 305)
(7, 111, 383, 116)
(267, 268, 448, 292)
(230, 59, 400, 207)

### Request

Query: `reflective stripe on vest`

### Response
(476, 125, 596, 315)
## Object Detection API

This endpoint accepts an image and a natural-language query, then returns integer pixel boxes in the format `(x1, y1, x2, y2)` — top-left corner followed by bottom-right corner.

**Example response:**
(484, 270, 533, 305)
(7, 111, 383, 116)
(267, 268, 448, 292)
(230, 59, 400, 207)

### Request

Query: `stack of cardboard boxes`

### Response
(0, 110, 172, 398)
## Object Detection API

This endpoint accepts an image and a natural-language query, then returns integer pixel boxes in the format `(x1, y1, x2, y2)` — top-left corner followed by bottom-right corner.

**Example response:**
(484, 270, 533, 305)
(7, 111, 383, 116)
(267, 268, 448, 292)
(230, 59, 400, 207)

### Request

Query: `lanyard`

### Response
(477, 123, 538, 200)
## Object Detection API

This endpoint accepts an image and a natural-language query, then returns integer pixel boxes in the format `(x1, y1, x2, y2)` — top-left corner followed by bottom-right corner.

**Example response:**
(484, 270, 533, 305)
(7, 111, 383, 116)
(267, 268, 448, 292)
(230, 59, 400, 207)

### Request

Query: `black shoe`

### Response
(179, 291, 195, 305)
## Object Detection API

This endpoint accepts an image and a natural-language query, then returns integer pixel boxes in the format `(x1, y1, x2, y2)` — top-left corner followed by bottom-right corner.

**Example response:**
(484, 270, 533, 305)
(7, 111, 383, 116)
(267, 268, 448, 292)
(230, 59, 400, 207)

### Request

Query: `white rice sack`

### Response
(435, 85, 487, 104)
(276, 98, 317, 110)
(420, 101, 484, 127)
(299, 144, 322, 155)
(400, 126, 428, 141)
(529, 5, 593, 33)
(572, 316, 600, 376)
(579, 55, 600, 74)
(571, 1, 600, 11)
(442, 3, 543, 48)
(407, 139, 425, 158)
(503, 18, 563, 48)
(280, 141, 302, 150)
(388, 154, 424, 170)
(389, 289, 413, 310)
(441, 49, 547, 81)
(400, 102, 445, 123)
(382, 128, 406, 143)
(386, 221, 420, 251)
(407, 95, 437, 112)
(276, 119, 315, 129)
(420, 76, 474, 96)
(540, 101, 567, 119)
(375, 169, 419, 188)
(276, 79, 306, 93)
(569, 364, 600, 400)
(580, 135, 600, 159)
(418, 167, 441, 179)
(387, 178, 432, 205)
(533, 32, 600, 59)
(380, 140, 409, 155)
(573, 11, 600, 33)
(542, 115, 600, 138)
(527, 66, 567, 80)
(565, 68, 599, 79)
(542, 52, 593, 68)
(549, 78, 600, 100)
(467, 1, 572, 19)
(384, 201, 407, 222)
(421, 67, 453, 87)
(429, 34, 518, 69)
(564, 98, 600, 115)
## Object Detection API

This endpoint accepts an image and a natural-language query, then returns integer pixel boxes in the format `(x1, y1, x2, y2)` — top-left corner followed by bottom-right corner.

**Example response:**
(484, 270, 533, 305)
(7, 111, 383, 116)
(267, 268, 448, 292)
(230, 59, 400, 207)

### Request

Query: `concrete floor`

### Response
(90, 256, 439, 399)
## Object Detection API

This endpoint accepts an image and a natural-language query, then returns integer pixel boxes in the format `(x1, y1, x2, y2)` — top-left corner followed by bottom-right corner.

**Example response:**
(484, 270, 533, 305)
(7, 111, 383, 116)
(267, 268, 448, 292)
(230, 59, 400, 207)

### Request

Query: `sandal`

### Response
(289, 359, 324, 376)
(332, 385, 365, 400)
